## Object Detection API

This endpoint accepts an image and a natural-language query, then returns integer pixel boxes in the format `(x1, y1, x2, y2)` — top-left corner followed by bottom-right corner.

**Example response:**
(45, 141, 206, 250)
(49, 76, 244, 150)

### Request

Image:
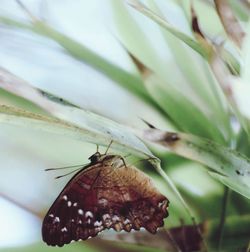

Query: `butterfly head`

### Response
(88, 151, 102, 163)
(88, 152, 125, 168)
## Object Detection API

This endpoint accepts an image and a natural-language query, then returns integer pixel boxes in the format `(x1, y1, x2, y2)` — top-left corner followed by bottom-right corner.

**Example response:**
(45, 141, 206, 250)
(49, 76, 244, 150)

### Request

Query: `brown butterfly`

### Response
(42, 145, 169, 246)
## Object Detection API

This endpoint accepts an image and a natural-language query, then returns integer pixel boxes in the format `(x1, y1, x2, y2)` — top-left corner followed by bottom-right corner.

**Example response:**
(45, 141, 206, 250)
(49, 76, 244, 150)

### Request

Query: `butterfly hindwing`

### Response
(96, 165, 169, 233)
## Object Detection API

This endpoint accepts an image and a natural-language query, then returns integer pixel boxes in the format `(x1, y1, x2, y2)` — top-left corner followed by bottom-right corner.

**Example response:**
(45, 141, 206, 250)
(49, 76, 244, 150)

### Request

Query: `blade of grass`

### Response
(0, 67, 152, 157)
(147, 1, 232, 141)
(0, 105, 152, 159)
(143, 128, 250, 199)
(129, 0, 240, 75)
(127, 0, 211, 58)
(185, 7, 249, 135)
(216, 187, 230, 251)
(144, 73, 226, 143)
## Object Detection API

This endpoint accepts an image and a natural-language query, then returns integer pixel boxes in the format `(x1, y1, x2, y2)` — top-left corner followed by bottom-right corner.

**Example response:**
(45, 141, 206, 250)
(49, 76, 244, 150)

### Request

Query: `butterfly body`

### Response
(42, 152, 169, 246)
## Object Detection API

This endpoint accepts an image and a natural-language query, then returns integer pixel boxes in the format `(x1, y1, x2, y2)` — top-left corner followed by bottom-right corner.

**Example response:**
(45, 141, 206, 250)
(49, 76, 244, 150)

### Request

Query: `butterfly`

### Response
(42, 146, 169, 246)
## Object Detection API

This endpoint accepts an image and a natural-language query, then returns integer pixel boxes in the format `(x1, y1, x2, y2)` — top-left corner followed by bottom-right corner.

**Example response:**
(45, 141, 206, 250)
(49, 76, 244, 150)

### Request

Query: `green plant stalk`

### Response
(207, 215, 250, 251)
(217, 187, 230, 251)
(127, 0, 209, 58)
(150, 160, 208, 252)
(143, 128, 250, 199)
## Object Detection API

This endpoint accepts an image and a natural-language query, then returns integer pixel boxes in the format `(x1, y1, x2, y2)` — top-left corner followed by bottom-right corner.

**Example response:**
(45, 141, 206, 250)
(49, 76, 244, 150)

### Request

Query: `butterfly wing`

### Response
(42, 160, 169, 246)
(95, 164, 169, 234)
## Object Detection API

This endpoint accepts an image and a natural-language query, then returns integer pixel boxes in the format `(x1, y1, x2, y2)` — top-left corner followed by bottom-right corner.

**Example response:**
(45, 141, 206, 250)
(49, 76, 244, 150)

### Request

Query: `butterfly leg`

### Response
(119, 156, 127, 168)
(110, 156, 127, 168)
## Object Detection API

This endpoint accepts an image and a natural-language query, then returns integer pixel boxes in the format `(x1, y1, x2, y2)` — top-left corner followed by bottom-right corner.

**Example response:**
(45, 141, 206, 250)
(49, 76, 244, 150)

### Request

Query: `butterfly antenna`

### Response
(104, 140, 113, 154)
(45, 163, 86, 171)
(96, 144, 99, 153)
(55, 167, 82, 179)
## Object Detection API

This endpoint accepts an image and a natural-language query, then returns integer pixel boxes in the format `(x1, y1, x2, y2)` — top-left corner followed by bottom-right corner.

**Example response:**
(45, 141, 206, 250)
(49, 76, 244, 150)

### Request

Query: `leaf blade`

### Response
(143, 128, 250, 199)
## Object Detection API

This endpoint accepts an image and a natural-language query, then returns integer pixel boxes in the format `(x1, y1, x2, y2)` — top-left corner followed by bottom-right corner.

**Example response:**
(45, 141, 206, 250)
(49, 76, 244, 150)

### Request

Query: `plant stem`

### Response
(247, 241, 250, 252)
(152, 161, 208, 252)
(217, 186, 230, 250)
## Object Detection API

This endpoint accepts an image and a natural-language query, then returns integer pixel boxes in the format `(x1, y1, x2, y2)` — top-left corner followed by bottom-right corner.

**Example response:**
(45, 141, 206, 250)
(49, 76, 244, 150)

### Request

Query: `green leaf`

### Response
(111, 0, 173, 80)
(112, 1, 231, 141)
(127, 0, 210, 58)
(143, 128, 250, 199)
(149, 1, 230, 127)
(0, 105, 152, 158)
(209, 53, 250, 135)
(144, 73, 225, 142)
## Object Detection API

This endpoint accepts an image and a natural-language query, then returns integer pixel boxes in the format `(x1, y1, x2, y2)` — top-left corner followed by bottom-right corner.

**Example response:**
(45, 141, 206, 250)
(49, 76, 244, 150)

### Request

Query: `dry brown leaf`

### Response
(214, 0, 245, 48)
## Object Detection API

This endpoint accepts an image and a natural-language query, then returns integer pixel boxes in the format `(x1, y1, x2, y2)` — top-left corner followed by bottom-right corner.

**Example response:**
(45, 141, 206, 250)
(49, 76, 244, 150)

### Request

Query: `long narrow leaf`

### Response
(0, 105, 151, 159)
(143, 128, 250, 199)
(145, 73, 226, 143)
(127, 0, 210, 58)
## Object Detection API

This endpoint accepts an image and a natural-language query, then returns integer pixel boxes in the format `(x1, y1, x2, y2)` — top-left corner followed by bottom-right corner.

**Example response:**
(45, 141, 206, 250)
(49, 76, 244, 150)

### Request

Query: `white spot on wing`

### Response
(49, 214, 54, 218)
(94, 221, 102, 227)
(98, 198, 108, 206)
(82, 183, 91, 190)
(73, 202, 78, 207)
(62, 195, 68, 201)
(85, 211, 93, 218)
(124, 218, 130, 225)
(78, 220, 82, 224)
(67, 201, 72, 207)
(102, 214, 110, 221)
(112, 215, 120, 222)
(61, 227, 67, 232)
(53, 217, 60, 223)
(78, 209, 84, 215)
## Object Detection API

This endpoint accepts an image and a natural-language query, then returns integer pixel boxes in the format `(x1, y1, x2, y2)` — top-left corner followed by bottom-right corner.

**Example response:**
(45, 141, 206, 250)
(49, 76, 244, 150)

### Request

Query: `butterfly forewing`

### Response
(42, 155, 169, 246)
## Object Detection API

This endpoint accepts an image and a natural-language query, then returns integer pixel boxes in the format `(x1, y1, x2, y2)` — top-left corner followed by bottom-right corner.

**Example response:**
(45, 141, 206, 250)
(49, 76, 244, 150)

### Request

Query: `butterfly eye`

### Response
(88, 152, 101, 163)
